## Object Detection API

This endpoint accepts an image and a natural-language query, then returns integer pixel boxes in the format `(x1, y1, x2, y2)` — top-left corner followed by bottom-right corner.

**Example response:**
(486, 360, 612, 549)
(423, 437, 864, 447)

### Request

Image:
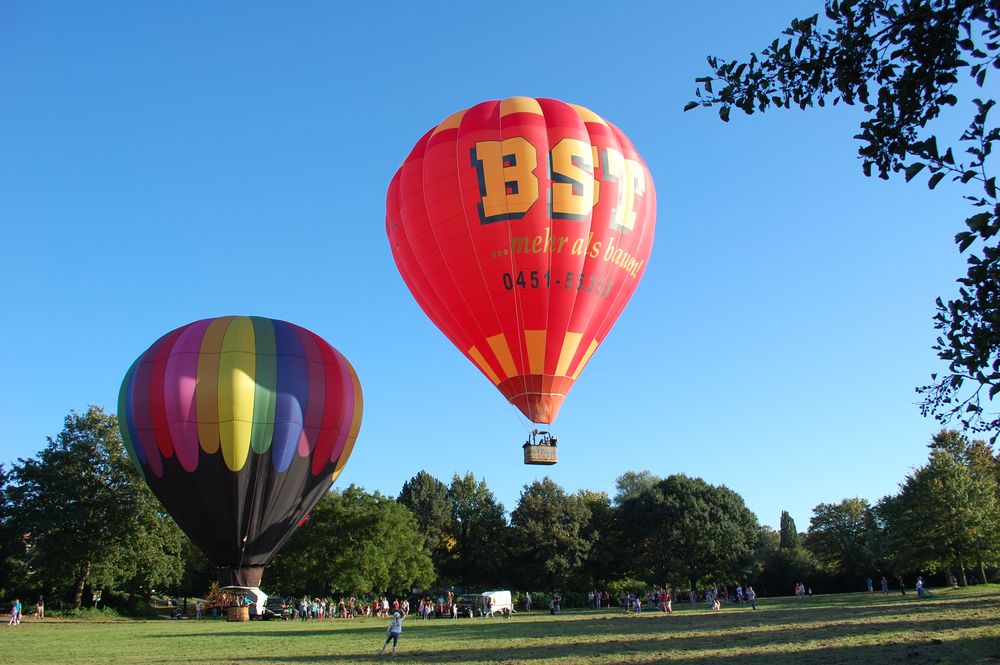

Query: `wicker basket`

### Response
(523, 444, 558, 465)
(227, 606, 250, 622)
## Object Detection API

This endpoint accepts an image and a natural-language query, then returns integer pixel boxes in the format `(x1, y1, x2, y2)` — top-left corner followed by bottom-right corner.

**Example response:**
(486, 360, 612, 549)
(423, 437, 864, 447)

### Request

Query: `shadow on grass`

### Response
(150, 592, 1000, 643)
(232, 635, 1000, 665)
(175, 591, 1000, 664)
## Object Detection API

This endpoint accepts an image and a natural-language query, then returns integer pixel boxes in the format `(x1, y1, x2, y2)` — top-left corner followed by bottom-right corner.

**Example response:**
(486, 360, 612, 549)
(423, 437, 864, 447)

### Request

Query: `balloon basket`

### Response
(523, 445, 558, 465)
(227, 606, 250, 622)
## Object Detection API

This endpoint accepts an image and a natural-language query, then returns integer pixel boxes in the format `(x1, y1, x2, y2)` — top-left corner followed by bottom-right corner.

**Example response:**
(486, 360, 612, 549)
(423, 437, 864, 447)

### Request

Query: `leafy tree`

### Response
(443, 472, 508, 588)
(508, 478, 592, 590)
(806, 498, 885, 583)
(688, 0, 1000, 437)
(881, 443, 1000, 584)
(576, 489, 617, 587)
(0, 464, 28, 599)
(397, 470, 453, 573)
(8, 406, 183, 609)
(756, 546, 820, 596)
(749, 525, 781, 585)
(925, 429, 1000, 580)
(268, 485, 434, 596)
(173, 538, 215, 600)
(613, 470, 662, 505)
(616, 474, 760, 589)
(779, 510, 802, 549)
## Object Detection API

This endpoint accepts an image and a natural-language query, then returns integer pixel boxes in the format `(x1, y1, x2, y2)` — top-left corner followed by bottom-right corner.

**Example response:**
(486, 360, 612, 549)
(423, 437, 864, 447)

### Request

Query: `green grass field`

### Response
(3, 585, 998, 664)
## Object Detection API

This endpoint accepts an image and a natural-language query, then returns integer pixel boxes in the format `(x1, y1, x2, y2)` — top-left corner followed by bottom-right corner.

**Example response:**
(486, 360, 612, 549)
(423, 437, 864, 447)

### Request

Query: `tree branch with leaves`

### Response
(689, 0, 1000, 435)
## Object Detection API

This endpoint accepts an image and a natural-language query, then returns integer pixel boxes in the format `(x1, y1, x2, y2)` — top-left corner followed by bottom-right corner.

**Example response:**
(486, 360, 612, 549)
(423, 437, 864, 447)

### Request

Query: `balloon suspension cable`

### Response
(510, 403, 558, 448)
(236, 450, 266, 581)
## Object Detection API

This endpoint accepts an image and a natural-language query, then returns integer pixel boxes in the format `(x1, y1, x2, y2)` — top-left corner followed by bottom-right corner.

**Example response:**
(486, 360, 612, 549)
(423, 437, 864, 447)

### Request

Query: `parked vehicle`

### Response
(455, 590, 513, 617)
(263, 596, 292, 620)
(455, 593, 484, 618)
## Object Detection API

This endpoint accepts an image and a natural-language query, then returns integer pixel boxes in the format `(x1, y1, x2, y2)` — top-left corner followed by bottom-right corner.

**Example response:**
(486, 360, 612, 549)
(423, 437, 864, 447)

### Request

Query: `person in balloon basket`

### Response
(379, 611, 405, 656)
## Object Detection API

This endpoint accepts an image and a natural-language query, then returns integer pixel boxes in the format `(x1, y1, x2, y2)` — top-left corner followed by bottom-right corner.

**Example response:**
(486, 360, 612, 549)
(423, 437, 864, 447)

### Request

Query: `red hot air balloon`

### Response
(118, 316, 363, 587)
(386, 97, 655, 454)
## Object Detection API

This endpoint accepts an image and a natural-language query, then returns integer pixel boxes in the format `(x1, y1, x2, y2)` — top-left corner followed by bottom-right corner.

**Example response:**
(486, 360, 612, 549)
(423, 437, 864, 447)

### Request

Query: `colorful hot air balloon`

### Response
(118, 316, 363, 587)
(386, 97, 655, 437)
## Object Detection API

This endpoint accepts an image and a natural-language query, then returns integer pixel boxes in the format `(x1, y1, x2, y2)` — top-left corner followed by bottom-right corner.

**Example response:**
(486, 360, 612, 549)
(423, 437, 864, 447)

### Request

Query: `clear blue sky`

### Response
(0, 1, 971, 532)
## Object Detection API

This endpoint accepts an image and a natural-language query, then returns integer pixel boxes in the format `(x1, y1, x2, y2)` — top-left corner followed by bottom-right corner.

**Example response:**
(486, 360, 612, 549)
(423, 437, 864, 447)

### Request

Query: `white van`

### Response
(455, 590, 513, 617)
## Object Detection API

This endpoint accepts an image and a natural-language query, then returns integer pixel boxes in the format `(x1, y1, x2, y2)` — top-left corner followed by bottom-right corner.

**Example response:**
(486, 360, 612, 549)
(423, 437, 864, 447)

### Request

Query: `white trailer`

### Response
(482, 590, 513, 616)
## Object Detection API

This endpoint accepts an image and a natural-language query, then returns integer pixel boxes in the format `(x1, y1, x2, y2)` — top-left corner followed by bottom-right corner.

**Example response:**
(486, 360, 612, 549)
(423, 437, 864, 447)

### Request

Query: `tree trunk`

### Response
(73, 562, 91, 609)
(979, 560, 987, 584)
(958, 558, 968, 587)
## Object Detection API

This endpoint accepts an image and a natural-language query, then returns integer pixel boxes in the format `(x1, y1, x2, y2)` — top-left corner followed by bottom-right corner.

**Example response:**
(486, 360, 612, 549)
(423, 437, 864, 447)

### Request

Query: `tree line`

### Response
(0, 407, 997, 613)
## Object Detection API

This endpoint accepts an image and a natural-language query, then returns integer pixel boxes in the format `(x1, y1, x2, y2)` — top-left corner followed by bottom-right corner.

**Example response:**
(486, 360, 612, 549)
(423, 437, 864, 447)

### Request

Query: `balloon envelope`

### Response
(386, 97, 656, 423)
(118, 316, 363, 585)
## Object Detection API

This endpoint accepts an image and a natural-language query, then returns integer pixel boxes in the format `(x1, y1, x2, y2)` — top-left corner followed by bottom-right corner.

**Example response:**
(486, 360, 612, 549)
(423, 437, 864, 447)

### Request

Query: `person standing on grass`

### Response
(8, 599, 20, 625)
(379, 611, 404, 656)
(898, 575, 906, 595)
(35, 596, 44, 620)
(866, 577, 873, 593)
(746, 587, 757, 610)
(881, 576, 889, 595)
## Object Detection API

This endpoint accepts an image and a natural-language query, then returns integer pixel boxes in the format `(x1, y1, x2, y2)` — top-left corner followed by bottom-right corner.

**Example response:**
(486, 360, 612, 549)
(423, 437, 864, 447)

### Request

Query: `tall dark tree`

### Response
(508, 478, 592, 590)
(268, 486, 434, 596)
(780, 511, 802, 549)
(173, 538, 215, 600)
(689, 0, 1000, 437)
(577, 489, 617, 587)
(397, 470, 453, 573)
(444, 473, 508, 589)
(757, 546, 820, 596)
(8, 407, 183, 609)
(617, 474, 760, 588)
(0, 464, 27, 599)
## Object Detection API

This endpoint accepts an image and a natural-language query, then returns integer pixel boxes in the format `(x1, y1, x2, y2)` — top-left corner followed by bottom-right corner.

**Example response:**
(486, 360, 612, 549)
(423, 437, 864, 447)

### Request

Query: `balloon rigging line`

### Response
(238, 445, 267, 579)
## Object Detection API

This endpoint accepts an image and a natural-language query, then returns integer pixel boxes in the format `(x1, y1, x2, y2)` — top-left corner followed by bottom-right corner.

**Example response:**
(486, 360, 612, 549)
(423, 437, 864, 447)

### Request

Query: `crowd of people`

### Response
(606, 585, 760, 614)
(7, 574, 954, 628)
(286, 595, 412, 620)
(276, 591, 467, 621)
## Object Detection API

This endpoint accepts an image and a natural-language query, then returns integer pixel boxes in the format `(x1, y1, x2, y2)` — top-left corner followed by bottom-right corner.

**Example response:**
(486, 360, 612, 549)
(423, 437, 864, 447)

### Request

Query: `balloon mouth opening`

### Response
(218, 566, 264, 588)
(500, 390, 566, 425)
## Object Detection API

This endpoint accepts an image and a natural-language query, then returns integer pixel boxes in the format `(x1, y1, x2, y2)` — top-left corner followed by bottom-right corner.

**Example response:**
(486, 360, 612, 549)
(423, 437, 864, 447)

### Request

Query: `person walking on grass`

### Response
(8, 599, 20, 626)
(746, 587, 757, 610)
(379, 611, 405, 656)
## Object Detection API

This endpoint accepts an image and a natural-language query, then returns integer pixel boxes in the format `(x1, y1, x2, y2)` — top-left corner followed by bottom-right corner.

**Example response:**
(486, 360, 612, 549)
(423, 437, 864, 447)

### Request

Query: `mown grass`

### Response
(3, 585, 998, 664)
